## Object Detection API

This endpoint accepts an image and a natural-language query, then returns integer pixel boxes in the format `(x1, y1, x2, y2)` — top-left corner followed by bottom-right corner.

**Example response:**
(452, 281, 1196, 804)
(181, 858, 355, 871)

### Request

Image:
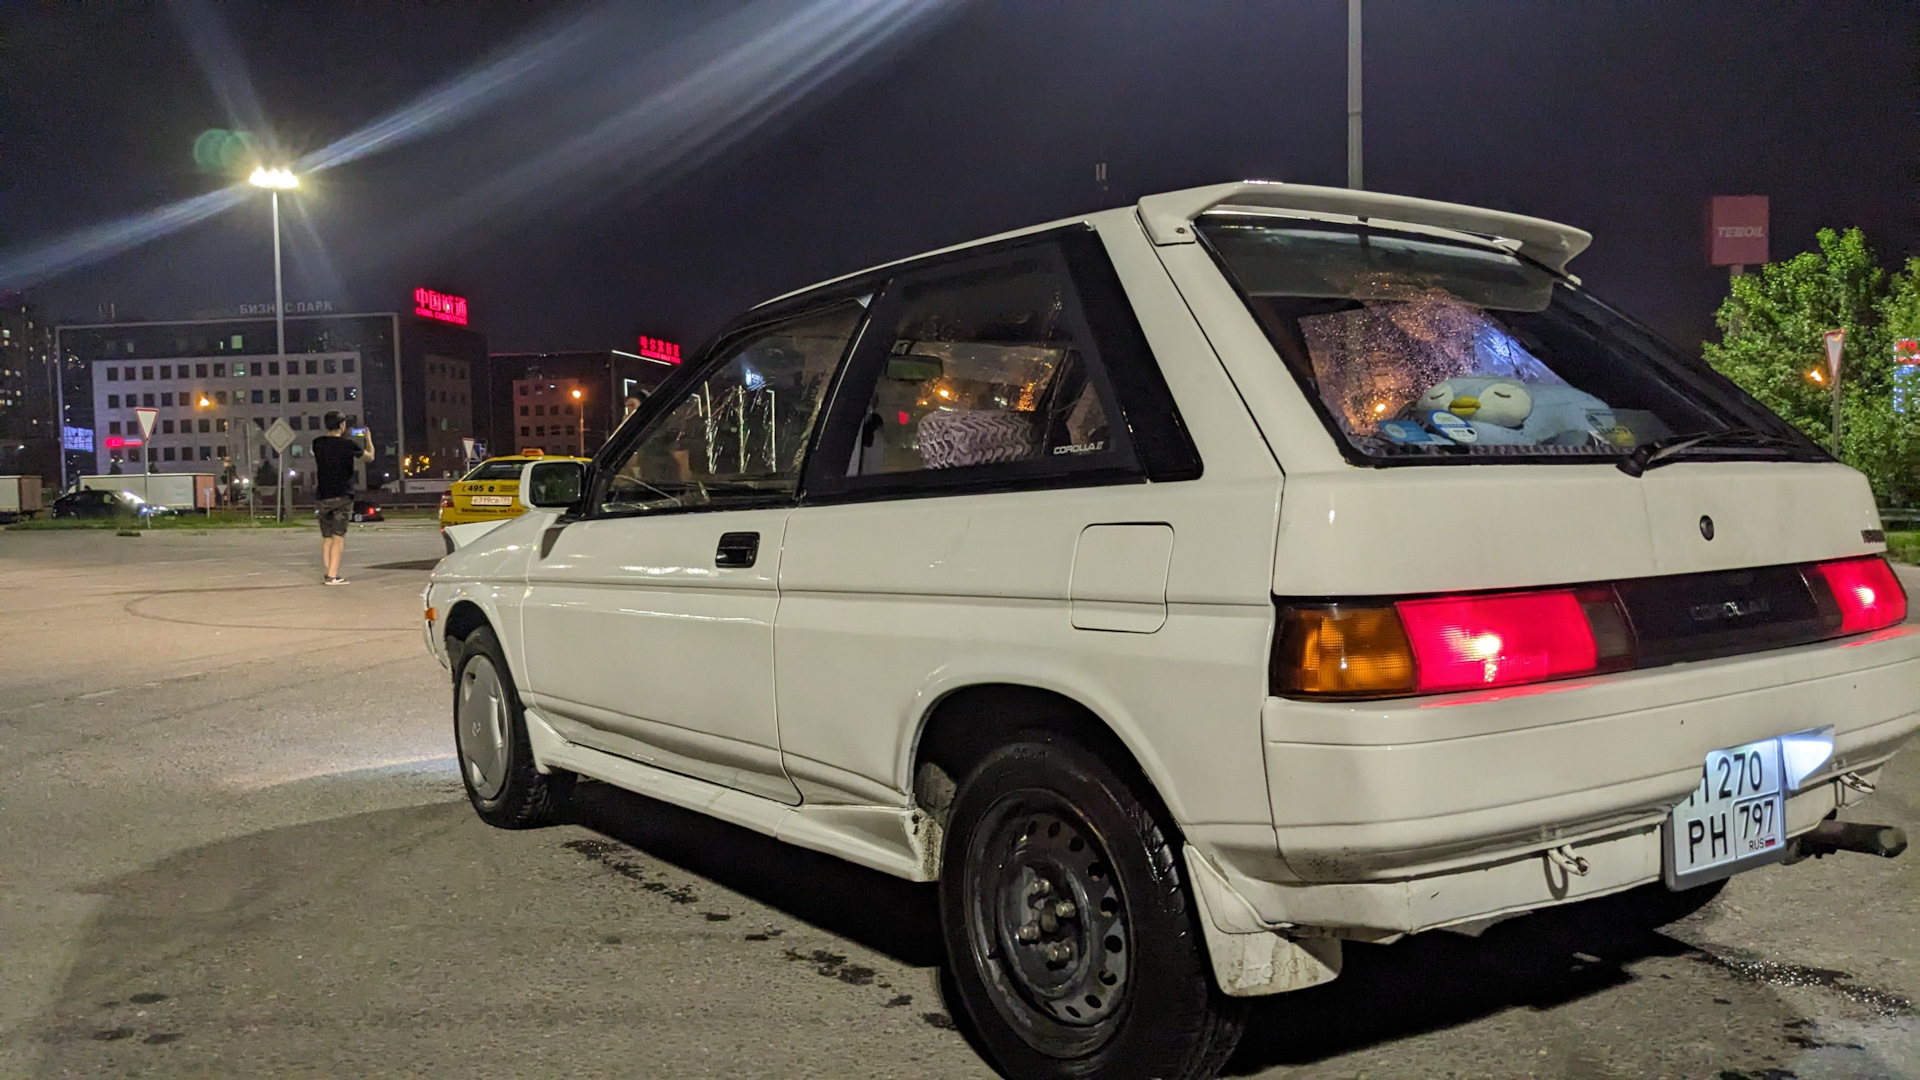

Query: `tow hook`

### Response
(1784, 817, 1909, 863)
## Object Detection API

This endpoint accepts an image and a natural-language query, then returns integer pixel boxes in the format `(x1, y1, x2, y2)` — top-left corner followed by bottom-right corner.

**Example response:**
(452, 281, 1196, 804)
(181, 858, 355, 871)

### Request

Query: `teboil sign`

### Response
(1707, 195, 1769, 268)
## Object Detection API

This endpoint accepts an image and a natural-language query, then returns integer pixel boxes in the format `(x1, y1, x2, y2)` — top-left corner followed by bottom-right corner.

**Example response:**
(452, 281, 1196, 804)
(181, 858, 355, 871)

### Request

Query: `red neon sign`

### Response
(414, 288, 469, 326)
(637, 335, 682, 364)
(105, 437, 141, 449)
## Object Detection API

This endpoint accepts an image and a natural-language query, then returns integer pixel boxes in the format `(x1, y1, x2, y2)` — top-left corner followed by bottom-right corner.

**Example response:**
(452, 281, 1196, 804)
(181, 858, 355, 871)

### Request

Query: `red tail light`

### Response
(438, 492, 452, 510)
(1809, 556, 1907, 634)
(1396, 590, 1600, 694)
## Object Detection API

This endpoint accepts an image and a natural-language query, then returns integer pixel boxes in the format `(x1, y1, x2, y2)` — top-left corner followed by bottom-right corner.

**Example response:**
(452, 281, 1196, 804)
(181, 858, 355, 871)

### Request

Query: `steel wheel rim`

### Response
(457, 656, 509, 800)
(964, 790, 1131, 1056)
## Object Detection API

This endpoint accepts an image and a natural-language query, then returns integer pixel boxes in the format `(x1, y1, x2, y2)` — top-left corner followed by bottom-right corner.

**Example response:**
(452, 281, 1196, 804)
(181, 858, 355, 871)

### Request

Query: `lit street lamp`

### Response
(249, 165, 298, 519)
(571, 387, 585, 456)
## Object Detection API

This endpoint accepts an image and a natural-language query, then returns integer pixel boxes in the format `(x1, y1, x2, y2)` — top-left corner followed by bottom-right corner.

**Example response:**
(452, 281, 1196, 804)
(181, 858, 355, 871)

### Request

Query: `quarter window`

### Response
(600, 301, 863, 514)
(845, 245, 1129, 481)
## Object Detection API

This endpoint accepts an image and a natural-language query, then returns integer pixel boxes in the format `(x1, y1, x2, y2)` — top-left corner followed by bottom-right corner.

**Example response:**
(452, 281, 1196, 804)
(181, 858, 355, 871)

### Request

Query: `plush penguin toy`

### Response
(1413, 376, 1614, 446)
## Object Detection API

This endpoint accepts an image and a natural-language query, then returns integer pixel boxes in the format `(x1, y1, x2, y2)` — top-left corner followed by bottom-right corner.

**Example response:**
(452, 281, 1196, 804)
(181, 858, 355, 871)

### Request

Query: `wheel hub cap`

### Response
(457, 656, 508, 800)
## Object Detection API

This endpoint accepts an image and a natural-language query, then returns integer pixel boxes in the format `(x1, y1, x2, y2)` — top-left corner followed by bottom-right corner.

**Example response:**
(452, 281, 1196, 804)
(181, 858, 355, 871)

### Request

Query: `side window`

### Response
(599, 301, 863, 514)
(845, 245, 1133, 483)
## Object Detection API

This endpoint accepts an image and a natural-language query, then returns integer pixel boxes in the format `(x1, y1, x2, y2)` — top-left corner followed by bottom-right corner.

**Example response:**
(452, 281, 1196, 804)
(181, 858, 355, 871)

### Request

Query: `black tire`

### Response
(452, 625, 574, 828)
(938, 732, 1246, 1080)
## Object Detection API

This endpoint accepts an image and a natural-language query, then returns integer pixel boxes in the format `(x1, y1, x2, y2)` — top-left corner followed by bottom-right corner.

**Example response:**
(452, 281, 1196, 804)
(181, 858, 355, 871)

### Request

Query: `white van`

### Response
(424, 182, 1917, 1080)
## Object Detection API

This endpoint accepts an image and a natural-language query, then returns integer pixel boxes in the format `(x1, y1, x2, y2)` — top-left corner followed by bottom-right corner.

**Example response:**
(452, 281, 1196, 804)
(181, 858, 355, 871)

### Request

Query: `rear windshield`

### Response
(462, 461, 527, 482)
(1198, 216, 1803, 463)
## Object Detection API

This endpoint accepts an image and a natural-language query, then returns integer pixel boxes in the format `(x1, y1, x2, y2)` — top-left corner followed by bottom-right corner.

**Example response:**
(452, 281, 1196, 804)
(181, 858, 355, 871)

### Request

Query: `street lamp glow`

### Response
(248, 166, 299, 190)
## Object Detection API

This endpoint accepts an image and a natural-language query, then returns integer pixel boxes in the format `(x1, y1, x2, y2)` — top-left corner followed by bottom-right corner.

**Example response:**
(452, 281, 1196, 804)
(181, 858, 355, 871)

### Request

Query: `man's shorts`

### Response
(317, 495, 353, 538)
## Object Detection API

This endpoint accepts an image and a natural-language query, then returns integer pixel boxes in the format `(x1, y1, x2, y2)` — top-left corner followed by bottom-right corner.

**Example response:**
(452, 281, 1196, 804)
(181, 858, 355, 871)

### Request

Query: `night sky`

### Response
(2, 1, 1913, 356)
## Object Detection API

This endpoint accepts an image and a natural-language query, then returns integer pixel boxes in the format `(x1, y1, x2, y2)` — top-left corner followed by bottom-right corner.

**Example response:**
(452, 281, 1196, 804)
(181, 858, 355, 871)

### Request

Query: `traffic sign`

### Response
(264, 418, 295, 454)
(134, 407, 158, 440)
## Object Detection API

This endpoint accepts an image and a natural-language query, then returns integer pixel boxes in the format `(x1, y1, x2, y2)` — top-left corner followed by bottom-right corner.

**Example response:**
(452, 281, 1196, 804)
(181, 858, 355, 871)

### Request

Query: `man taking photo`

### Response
(313, 411, 374, 585)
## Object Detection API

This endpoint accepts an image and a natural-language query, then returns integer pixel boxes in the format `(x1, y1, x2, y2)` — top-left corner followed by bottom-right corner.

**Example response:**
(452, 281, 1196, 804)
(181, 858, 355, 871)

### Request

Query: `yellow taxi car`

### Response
(438, 452, 590, 530)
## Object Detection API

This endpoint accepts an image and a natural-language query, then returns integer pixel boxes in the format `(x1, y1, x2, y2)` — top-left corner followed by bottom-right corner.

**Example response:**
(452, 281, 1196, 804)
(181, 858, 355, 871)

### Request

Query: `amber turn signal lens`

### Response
(424, 607, 436, 622)
(1273, 604, 1417, 697)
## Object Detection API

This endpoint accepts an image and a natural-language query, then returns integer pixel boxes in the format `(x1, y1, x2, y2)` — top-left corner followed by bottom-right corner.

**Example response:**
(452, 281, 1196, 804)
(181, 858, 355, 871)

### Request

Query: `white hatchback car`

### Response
(425, 181, 1917, 1080)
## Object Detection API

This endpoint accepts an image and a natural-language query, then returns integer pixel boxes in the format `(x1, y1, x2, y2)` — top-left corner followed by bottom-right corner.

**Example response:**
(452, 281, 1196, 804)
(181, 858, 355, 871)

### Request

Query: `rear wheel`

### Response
(939, 732, 1245, 1080)
(453, 626, 574, 828)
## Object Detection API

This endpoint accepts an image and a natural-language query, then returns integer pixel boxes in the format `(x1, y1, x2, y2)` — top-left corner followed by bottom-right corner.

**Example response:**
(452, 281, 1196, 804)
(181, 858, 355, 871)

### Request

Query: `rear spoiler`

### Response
(1137, 181, 1593, 273)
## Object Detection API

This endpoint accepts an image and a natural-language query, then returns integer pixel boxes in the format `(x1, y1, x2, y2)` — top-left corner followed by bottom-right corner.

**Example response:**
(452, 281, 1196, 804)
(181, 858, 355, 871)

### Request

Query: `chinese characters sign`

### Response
(414, 288, 469, 326)
(637, 335, 682, 364)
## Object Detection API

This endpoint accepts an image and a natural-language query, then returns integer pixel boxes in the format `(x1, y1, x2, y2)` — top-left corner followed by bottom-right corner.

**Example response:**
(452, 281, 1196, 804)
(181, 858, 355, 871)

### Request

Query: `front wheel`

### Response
(453, 625, 574, 828)
(939, 733, 1245, 1080)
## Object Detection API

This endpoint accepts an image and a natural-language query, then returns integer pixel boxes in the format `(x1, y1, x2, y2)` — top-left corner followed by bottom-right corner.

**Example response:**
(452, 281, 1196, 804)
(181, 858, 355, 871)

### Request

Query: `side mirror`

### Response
(520, 459, 586, 510)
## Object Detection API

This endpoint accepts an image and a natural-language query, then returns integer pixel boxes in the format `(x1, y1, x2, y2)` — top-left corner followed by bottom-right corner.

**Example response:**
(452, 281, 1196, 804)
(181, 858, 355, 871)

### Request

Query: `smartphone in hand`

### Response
(349, 427, 369, 438)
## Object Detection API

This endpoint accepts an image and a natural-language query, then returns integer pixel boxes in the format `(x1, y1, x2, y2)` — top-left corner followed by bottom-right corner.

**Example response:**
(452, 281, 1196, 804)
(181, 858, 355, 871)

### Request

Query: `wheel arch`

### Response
(905, 680, 1185, 834)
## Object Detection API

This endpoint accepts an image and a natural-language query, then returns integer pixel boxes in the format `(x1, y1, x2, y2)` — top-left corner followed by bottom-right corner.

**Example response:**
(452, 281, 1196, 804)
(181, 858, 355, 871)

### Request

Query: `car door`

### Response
(518, 300, 867, 803)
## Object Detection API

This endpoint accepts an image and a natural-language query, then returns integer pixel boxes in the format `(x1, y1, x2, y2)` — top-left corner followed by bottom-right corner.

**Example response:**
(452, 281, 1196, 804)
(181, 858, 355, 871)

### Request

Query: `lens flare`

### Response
(0, 0, 961, 292)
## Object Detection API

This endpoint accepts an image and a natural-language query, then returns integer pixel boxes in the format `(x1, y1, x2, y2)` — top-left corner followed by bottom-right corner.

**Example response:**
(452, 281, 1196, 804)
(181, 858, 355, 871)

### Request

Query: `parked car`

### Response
(50, 488, 170, 520)
(350, 498, 383, 523)
(422, 181, 1918, 1080)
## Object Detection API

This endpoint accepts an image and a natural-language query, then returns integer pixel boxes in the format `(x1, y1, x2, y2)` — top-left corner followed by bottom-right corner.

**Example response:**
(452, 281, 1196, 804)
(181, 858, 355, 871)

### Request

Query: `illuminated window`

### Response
(231, 335, 243, 349)
(217, 419, 228, 432)
(233, 363, 246, 377)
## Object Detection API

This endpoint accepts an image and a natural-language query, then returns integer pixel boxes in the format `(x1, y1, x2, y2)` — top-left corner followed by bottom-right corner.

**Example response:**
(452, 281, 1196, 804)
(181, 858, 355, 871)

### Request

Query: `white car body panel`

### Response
(424, 182, 1920, 1003)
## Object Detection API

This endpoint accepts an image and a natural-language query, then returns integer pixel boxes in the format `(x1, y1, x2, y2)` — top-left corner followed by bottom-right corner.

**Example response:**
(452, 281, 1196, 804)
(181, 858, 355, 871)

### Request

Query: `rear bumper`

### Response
(1212, 625, 1920, 934)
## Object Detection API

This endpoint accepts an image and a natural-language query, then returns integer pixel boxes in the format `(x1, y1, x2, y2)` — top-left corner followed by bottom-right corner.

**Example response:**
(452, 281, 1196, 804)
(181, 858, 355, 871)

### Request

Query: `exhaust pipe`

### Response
(1787, 818, 1908, 862)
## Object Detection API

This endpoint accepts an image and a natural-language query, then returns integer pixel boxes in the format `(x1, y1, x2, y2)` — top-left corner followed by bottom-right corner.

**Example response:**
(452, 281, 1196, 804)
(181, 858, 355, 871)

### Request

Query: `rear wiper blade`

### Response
(1617, 427, 1811, 477)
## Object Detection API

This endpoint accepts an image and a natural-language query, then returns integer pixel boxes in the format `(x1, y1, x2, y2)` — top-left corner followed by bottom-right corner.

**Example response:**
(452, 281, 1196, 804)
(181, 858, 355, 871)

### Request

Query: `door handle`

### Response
(715, 531, 760, 568)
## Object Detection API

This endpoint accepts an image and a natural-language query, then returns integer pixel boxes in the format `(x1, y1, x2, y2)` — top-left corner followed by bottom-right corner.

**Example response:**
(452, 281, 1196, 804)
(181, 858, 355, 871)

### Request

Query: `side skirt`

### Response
(524, 706, 941, 882)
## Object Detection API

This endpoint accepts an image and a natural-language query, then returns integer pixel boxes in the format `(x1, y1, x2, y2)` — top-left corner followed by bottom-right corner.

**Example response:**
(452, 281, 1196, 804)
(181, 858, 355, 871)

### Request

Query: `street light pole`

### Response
(572, 386, 585, 456)
(1347, 0, 1363, 190)
(249, 165, 298, 521)
(271, 187, 288, 520)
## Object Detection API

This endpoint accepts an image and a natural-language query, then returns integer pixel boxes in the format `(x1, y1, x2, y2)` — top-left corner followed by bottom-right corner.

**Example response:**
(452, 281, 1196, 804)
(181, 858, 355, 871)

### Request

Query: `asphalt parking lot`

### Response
(1, 525, 1916, 1079)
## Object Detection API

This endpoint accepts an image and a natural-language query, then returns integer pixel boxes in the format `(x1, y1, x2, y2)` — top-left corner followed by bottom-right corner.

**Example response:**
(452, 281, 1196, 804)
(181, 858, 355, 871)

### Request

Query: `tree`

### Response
(1705, 228, 1920, 504)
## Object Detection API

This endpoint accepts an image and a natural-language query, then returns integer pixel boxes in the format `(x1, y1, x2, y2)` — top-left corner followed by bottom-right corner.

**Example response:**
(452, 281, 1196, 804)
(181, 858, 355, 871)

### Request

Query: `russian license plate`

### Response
(1664, 737, 1788, 889)
(469, 495, 513, 506)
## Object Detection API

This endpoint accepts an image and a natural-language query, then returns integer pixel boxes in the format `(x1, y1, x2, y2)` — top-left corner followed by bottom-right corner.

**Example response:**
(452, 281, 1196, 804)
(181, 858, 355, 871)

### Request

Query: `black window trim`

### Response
(800, 224, 1201, 506)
